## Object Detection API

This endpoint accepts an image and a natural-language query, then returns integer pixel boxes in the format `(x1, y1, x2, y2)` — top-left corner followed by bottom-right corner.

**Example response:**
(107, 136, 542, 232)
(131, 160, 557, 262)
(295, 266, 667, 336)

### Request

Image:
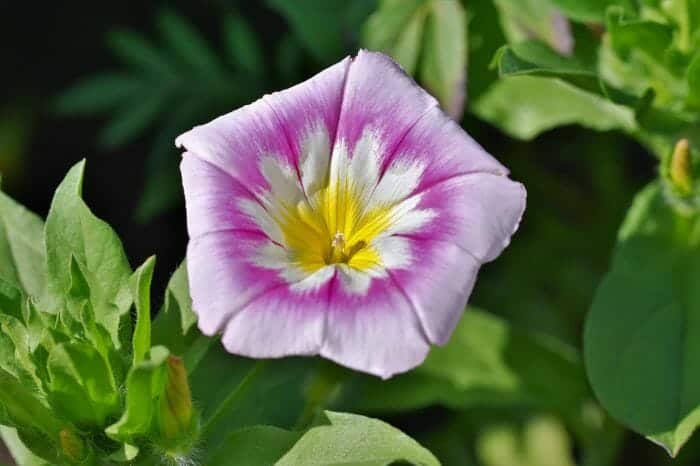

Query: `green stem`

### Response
(293, 361, 349, 430)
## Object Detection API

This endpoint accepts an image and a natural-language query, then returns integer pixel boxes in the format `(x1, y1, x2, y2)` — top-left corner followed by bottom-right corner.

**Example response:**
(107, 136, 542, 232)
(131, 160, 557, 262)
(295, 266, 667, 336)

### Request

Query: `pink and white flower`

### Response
(177, 51, 526, 378)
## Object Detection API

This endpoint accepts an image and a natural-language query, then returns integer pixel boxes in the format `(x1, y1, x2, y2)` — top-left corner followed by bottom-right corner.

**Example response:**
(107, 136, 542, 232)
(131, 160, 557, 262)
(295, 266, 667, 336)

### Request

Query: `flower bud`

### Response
(159, 356, 194, 442)
(59, 428, 86, 462)
(669, 139, 693, 196)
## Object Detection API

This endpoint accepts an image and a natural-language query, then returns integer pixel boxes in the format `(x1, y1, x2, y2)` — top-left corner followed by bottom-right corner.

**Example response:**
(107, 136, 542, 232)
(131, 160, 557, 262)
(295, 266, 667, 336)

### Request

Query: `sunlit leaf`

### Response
(44, 160, 133, 348)
(0, 184, 46, 302)
(277, 411, 439, 466)
(131, 256, 155, 365)
(420, 0, 467, 119)
(473, 76, 635, 139)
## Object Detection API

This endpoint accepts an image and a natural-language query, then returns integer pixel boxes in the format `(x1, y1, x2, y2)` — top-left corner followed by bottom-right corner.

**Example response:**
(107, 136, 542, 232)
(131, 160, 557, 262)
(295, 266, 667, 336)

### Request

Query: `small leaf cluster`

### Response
(475, 0, 700, 160)
(0, 162, 199, 465)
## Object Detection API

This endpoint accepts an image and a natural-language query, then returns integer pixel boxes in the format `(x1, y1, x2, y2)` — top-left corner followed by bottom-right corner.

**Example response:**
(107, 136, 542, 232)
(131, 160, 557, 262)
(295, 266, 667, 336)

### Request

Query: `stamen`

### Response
(329, 232, 346, 263)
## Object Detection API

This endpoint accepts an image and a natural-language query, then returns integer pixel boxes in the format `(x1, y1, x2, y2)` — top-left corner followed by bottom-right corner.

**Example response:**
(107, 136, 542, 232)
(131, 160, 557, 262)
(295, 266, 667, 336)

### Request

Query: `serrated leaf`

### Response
(0, 186, 47, 302)
(158, 10, 222, 74)
(131, 256, 155, 365)
(105, 346, 169, 442)
(223, 15, 265, 75)
(277, 411, 439, 466)
(420, 0, 467, 119)
(46, 342, 120, 428)
(44, 160, 132, 348)
(98, 86, 170, 149)
(584, 183, 700, 456)
(55, 74, 145, 116)
(473, 76, 635, 140)
(108, 29, 175, 76)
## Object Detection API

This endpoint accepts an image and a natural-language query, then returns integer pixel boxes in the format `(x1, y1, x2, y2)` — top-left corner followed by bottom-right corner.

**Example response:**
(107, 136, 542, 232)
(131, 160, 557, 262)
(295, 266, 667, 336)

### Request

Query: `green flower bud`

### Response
(59, 428, 86, 462)
(159, 356, 194, 442)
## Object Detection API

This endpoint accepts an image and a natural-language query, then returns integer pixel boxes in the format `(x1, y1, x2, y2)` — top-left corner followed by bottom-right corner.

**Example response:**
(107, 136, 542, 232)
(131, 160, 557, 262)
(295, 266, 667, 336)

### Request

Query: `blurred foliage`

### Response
(56, 10, 271, 220)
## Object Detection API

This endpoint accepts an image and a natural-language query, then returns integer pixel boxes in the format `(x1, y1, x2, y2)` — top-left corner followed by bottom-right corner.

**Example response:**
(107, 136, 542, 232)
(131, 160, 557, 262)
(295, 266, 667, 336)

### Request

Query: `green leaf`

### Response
(207, 426, 302, 466)
(55, 74, 145, 116)
(492, 0, 573, 55)
(275, 33, 304, 85)
(266, 0, 355, 63)
(131, 256, 155, 365)
(152, 261, 200, 362)
(0, 313, 40, 391)
(44, 160, 132, 348)
(98, 86, 170, 149)
(420, 0, 467, 119)
(348, 310, 589, 429)
(547, 0, 632, 23)
(223, 15, 265, 75)
(606, 7, 674, 59)
(0, 368, 63, 439)
(476, 415, 576, 466)
(686, 48, 700, 107)
(473, 76, 636, 140)
(362, 0, 427, 74)
(584, 183, 700, 456)
(192, 355, 318, 460)
(108, 29, 175, 76)
(105, 346, 169, 442)
(46, 342, 120, 428)
(0, 186, 47, 302)
(493, 41, 603, 94)
(158, 10, 222, 74)
(277, 411, 439, 466)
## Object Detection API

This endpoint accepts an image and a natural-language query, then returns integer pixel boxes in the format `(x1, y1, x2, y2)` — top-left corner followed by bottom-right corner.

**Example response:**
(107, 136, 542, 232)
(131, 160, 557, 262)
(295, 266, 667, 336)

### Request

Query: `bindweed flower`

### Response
(177, 50, 526, 378)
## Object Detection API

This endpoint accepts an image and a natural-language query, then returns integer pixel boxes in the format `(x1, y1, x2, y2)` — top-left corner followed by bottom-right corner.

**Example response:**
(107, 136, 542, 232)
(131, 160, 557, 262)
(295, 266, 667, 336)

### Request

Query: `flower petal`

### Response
(321, 278, 430, 379)
(412, 172, 526, 263)
(335, 50, 438, 163)
(176, 57, 350, 195)
(388, 239, 482, 345)
(186, 230, 285, 335)
(388, 105, 509, 190)
(180, 153, 277, 239)
(221, 268, 335, 358)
